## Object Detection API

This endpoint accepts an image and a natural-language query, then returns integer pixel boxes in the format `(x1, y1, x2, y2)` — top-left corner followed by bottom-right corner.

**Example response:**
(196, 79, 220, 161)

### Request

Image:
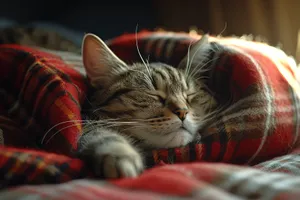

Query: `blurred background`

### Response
(0, 0, 300, 62)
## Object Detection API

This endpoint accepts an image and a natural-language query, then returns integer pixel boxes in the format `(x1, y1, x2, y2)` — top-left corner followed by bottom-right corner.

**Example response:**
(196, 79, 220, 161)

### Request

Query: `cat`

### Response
(0, 26, 218, 178)
(77, 33, 218, 178)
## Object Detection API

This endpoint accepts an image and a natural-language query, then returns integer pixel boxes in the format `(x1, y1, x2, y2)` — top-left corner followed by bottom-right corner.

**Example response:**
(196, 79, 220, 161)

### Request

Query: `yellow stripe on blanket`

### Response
(55, 98, 81, 133)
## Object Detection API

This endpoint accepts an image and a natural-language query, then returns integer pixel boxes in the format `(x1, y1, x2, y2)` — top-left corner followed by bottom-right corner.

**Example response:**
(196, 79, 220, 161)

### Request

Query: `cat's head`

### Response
(82, 33, 217, 149)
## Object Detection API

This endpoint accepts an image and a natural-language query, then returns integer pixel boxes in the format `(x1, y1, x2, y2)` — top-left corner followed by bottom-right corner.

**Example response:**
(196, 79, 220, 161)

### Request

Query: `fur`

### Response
(0, 27, 218, 178)
(77, 33, 218, 178)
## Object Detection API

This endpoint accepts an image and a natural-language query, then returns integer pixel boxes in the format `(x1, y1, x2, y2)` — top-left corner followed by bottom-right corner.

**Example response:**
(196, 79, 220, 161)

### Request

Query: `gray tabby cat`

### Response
(77, 33, 217, 178)
(0, 26, 217, 178)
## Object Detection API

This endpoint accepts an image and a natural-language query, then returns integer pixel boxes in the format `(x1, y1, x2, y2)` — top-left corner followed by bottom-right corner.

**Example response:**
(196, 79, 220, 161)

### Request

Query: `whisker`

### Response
(194, 75, 211, 82)
(79, 88, 94, 108)
(41, 118, 137, 144)
(135, 24, 153, 82)
(103, 123, 143, 129)
(185, 40, 195, 78)
(45, 121, 122, 145)
(146, 54, 151, 66)
(189, 56, 219, 79)
(41, 119, 94, 144)
(217, 22, 228, 37)
(44, 123, 84, 145)
(45, 121, 142, 144)
(187, 35, 209, 78)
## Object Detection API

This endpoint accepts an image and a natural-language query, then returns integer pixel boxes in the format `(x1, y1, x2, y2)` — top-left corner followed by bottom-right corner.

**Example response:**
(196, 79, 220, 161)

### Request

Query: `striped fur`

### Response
(77, 34, 218, 178)
(0, 28, 219, 178)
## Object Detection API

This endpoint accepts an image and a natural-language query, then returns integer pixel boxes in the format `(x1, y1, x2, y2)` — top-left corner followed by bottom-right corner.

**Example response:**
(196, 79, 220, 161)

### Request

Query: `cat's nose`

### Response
(173, 108, 188, 121)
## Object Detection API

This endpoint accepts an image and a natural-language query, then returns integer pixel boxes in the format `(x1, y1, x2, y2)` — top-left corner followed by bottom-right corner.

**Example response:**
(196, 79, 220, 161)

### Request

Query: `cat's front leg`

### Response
(77, 128, 144, 178)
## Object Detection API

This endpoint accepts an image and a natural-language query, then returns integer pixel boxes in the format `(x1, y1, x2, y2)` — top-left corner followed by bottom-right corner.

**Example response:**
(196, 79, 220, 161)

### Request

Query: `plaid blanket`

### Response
(0, 31, 300, 199)
(109, 31, 300, 165)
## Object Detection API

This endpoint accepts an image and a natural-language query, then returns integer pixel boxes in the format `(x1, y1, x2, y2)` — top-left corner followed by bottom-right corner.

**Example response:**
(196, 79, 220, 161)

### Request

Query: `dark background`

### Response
(1, 0, 300, 61)
(0, 0, 159, 40)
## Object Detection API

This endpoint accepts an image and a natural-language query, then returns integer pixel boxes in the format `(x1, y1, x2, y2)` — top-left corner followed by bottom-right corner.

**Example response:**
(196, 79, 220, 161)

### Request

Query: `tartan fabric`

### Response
(254, 146, 300, 175)
(0, 31, 300, 199)
(0, 44, 88, 155)
(2, 162, 300, 199)
(0, 146, 90, 189)
(109, 31, 300, 165)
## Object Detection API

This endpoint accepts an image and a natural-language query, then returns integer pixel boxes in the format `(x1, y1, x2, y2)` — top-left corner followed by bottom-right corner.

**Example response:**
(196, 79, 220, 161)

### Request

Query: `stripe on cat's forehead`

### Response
(151, 65, 188, 93)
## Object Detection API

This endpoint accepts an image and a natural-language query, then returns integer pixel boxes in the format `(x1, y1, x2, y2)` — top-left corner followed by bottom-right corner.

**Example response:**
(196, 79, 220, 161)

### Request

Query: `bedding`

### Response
(0, 31, 300, 199)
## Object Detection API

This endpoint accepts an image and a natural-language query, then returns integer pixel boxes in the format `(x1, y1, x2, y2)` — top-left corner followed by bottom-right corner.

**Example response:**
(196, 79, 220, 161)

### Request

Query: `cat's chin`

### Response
(162, 128, 195, 148)
(130, 127, 196, 149)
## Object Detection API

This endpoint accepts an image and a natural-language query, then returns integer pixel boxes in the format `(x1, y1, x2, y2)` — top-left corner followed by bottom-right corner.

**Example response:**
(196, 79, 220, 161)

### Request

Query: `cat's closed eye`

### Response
(187, 91, 210, 105)
(145, 91, 166, 104)
(187, 92, 197, 98)
(186, 92, 198, 102)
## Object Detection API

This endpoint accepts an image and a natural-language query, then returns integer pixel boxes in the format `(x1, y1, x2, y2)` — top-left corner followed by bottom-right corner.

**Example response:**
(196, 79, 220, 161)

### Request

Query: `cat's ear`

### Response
(82, 33, 128, 88)
(177, 34, 210, 71)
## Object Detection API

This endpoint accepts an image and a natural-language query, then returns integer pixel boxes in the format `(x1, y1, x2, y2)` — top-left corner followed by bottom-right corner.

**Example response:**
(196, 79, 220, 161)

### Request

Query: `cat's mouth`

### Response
(180, 124, 193, 135)
(180, 125, 188, 132)
(179, 127, 193, 135)
(163, 127, 194, 148)
(134, 124, 195, 148)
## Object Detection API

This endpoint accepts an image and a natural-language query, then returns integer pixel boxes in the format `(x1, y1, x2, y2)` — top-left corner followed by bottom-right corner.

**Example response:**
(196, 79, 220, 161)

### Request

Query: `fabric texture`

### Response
(0, 31, 300, 199)
(1, 151, 300, 199)
(0, 45, 88, 155)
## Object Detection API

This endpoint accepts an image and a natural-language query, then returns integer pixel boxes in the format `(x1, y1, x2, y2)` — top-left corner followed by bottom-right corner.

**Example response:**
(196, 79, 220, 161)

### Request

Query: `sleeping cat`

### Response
(77, 33, 218, 178)
(0, 26, 218, 178)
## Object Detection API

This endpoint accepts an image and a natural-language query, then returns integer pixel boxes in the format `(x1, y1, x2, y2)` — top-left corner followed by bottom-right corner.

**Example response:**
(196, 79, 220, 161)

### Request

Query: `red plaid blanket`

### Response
(0, 31, 300, 199)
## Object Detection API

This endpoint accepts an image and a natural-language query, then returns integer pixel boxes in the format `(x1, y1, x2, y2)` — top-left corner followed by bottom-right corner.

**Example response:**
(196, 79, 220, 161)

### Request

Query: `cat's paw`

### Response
(93, 142, 144, 179)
